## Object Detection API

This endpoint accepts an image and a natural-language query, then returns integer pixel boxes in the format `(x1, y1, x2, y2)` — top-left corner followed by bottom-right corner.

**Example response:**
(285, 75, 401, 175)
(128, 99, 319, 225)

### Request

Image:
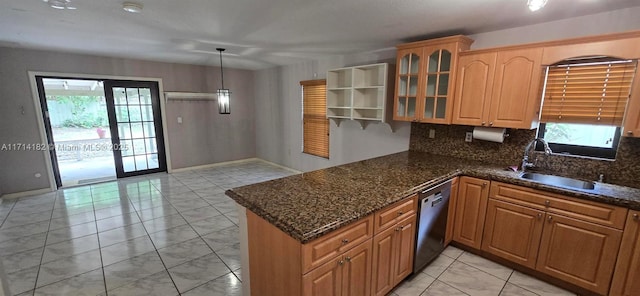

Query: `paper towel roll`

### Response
(472, 127, 506, 143)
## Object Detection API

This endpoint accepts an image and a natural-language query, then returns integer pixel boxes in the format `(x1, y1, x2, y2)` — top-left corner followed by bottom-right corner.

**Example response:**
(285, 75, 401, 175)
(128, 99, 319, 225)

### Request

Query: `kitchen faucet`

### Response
(522, 138, 552, 171)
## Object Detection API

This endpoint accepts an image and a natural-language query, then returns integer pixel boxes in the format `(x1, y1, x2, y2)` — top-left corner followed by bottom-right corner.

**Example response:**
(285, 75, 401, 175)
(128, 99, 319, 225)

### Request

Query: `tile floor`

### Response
(0, 159, 576, 296)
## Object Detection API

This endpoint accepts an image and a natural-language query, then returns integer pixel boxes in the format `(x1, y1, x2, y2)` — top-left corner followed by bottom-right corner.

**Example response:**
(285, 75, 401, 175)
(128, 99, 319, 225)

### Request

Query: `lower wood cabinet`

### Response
(303, 239, 373, 296)
(536, 213, 622, 295)
(371, 215, 416, 296)
(453, 176, 489, 249)
(482, 198, 544, 269)
(609, 211, 640, 296)
(444, 177, 459, 245)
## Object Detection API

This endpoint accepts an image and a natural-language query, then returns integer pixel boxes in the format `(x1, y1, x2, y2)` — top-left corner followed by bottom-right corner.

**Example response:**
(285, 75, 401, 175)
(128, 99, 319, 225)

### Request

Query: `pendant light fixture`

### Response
(527, 0, 548, 11)
(216, 48, 231, 114)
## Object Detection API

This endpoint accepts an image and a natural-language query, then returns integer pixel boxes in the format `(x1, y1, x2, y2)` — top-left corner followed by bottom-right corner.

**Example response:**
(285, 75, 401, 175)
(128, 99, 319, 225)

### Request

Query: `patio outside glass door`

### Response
(104, 80, 166, 177)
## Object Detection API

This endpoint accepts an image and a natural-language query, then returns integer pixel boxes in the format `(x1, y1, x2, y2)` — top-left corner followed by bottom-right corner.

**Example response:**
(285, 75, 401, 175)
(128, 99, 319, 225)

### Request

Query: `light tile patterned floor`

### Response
(0, 160, 295, 296)
(0, 159, 577, 296)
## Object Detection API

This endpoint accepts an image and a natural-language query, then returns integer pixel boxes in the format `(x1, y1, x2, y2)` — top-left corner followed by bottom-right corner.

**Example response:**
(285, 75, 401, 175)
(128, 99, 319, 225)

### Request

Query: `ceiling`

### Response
(1, 0, 639, 70)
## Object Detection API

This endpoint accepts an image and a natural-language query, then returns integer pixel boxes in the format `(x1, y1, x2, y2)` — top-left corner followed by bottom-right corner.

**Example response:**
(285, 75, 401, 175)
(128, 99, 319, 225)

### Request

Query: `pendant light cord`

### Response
(217, 48, 225, 89)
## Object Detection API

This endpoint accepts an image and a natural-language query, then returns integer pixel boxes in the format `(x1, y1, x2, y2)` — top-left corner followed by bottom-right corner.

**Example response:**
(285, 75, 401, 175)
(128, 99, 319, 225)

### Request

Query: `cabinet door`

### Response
(394, 48, 423, 122)
(488, 48, 543, 129)
(371, 225, 395, 296)
(623, 73, 640, 137)
(481, 199, 544, 269)
(453, 176, 489, 249)
(420, 44, 457, 124)
(452, 52, 497, 126)
(610, 211, 640, 296)
(342, 240, 372, 296)
(303, 257, 343, 296)
(536, 214, 623, 295)
(393, 215, 417, 285)
(445, 177, 459, 245)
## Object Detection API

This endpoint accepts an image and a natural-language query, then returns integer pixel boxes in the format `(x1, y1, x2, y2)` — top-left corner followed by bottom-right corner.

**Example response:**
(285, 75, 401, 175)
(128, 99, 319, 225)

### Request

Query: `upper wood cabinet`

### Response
(623, 72, 640, 137)
(394, 36, 473, 124)
(610, 211, 640, 296)
(452, 48, 543, 129)
(452, 176, 489, 249)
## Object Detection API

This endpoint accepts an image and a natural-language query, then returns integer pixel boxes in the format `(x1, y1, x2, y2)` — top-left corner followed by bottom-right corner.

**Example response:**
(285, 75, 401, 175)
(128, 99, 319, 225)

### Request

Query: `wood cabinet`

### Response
(452, 48, 543, 129)
(452, 176, 489, 249)
(623, 72, 640, 137)
(394, 36, 473, 123)
(303, 238, 373, 296)
(610, 211, 640, 296)
(374, 195, 417, 234)
(536, 213, 622, 295)
(482, 198, 544, 269)
(371, 215, 416, 296)
(445, 177, 459, 245)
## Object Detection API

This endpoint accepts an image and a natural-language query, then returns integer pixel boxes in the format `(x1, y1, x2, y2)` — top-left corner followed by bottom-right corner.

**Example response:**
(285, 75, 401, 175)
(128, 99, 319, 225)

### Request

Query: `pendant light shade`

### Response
(216, 48, 231, 114)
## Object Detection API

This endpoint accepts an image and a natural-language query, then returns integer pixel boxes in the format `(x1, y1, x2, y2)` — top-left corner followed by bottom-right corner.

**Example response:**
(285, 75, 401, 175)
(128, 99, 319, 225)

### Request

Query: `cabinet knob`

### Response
(345, 256, 351, 262)
(627, 131, 633, 135)
(537, 213, 542, 219)
(395, 227, 401, 232)
(397, 211, 404, 216)
(481, 121, 486, 126)
(545, 200, 550, 206)
(489, 122, 493, 126)
(338, 260, 344, 266)
(547, 216, 553, 223)
(633, 213, 639, 221)
(341, 239, 349, 244)
(482, 182, 487, 188)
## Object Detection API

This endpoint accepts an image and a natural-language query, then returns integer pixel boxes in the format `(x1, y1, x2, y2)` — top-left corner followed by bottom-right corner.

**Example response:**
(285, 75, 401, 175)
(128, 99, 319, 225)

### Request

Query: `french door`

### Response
(104, 80, 167, 178)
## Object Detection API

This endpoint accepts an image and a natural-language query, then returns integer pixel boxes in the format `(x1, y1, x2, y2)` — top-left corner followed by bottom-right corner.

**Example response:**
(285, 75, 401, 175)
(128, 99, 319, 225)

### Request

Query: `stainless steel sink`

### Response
(520, 172, 595, 190)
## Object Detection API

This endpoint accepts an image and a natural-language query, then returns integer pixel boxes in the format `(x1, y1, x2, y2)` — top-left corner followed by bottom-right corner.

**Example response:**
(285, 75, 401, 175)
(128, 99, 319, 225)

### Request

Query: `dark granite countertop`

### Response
(226, 151, 640, 243)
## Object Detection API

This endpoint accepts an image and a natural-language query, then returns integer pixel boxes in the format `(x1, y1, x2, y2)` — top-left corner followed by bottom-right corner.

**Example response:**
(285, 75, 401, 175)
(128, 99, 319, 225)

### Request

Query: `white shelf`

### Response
(325, 63, 394, 131)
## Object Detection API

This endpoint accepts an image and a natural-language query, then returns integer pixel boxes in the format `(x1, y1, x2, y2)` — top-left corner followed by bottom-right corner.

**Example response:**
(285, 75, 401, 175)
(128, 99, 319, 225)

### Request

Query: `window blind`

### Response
(540, 60, 637, 126)
(301, 79, 329, 158)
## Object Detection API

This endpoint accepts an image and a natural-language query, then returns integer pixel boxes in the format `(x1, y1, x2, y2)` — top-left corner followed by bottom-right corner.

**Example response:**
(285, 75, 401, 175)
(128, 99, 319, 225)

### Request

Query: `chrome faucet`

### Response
(522, 138, 552, 171)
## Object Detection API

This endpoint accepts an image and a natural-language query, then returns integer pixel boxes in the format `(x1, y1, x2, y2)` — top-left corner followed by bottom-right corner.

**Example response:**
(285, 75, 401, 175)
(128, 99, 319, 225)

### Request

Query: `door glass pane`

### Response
(130, 123, 144, 138)
(407, 98, 416, 117)
(409, 77, 418, 96)
(143, 122, 156, 138)
(140, 105, 154, 121)
(436, 98, 447, 118)
(147, 154, 159, 169)
(139, 88, 152, 104)
(118, 123, 132, 139)
(441, 50, 452, 72)
(113, 88, 127, 104)
(126, 88, 140, 105)
(122, 156, 136, 172)
(132, 139, 146, 155)
(145, 138, 157, 153)
(399, 77, 407, 96)
(128, 105, 142, 122)
(425, 97, 435, 119)
(410, 55, 420, 74)
(397, 97, 406, 117)
(121, 140, 134, 156)
(438, 74, 449, 95)
(116, 106, 130, 122)
(400, 55, 409, 75)
(426, 74, 437, 96)
(428, 51, 440, 73)
(135, 155, 148, 170)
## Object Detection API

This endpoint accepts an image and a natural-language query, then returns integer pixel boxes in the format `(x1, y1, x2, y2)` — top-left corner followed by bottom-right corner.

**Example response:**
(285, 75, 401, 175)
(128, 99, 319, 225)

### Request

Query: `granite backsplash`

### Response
(409, 123, 640, 189)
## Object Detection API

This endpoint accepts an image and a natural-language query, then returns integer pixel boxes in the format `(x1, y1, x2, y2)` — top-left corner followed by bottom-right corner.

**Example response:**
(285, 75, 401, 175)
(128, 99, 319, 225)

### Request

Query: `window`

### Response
(538, 58, 637, 159)
(301, 79, 329, 158)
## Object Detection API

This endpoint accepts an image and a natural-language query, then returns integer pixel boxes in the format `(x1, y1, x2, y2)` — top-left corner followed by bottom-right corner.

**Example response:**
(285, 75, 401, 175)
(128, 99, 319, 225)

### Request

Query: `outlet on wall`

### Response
(429, 129, 435, 139)
(465, 132, 473, 142)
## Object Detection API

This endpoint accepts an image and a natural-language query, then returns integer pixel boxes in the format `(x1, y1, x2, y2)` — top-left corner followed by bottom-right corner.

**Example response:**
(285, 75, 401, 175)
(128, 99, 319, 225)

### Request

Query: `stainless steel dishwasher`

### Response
(413, 179, 452, 273)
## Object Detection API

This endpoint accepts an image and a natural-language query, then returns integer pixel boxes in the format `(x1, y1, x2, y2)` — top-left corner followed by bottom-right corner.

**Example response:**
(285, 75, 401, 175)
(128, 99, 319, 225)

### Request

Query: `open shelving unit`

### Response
(326, 63, 394, 130)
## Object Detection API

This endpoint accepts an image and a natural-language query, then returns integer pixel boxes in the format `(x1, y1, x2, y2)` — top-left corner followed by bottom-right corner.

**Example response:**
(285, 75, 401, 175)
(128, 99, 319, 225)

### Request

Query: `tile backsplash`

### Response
(410, 123, 640, 189)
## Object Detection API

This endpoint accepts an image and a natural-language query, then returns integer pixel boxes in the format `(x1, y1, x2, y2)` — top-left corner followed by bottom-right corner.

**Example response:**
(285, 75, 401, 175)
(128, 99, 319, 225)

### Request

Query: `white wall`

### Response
(254, 6, 640, 172)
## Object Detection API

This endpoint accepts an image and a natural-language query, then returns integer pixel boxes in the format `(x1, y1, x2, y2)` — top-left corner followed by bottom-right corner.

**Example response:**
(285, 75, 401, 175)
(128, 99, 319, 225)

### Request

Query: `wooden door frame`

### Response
(28, 71, 172, 192)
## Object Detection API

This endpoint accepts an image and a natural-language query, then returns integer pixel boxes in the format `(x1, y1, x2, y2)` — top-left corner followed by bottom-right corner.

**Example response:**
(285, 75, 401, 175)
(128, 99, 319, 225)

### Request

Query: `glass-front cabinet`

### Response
(393, 36, 474, 123)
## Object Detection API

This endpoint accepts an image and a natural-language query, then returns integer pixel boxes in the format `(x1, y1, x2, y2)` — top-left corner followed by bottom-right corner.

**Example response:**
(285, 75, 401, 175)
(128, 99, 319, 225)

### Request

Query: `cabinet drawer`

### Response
(374, 195, 417, 234)
(302, 215, 373, 273)
(490, 182, 628, 229)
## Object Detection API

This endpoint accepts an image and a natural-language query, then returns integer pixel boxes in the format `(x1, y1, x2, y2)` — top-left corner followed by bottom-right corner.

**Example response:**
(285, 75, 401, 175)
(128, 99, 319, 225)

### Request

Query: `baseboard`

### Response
(1, 188, 53, 200)
(170, 158, 302, 174)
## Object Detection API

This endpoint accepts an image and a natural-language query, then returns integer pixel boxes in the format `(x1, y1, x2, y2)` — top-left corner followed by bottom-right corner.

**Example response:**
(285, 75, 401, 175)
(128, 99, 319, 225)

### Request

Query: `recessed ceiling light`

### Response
(123, 2, 143, 13)
(43, 0, 76, 10)
(527, 0, 548, 11)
